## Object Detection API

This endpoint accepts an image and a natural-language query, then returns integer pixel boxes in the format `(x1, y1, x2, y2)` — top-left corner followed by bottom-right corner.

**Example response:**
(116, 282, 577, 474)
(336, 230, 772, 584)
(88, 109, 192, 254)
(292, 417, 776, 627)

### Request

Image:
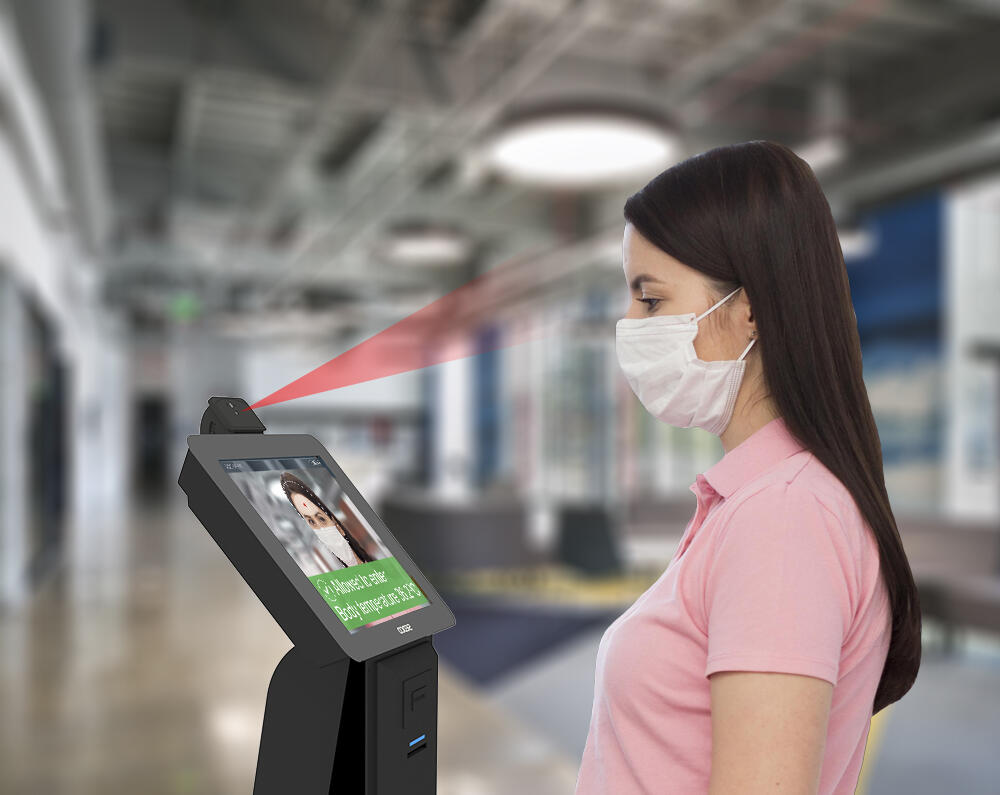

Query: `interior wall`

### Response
(945, 171, 1000, 519)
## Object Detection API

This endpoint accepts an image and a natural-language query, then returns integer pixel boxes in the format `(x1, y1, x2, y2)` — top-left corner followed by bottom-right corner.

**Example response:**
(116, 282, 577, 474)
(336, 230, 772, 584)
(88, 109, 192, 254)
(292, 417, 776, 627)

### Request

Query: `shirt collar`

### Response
(699, 416, 806, 499)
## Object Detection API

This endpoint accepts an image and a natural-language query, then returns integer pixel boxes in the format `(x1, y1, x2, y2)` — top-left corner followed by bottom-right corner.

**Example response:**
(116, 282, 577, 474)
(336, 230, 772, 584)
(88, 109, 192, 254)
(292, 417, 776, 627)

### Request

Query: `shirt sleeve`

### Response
(703, 481, 856, 686)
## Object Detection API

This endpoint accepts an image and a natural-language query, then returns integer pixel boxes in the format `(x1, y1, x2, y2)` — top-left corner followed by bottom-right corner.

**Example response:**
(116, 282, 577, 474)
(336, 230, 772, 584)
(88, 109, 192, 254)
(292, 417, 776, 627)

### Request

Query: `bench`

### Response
(897, 514, 1000, 652)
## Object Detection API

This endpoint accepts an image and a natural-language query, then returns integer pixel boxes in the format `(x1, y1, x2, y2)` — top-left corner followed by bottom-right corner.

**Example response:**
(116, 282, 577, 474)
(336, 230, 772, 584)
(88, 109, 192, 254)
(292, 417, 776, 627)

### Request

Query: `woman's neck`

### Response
(719, 396, 780, 454)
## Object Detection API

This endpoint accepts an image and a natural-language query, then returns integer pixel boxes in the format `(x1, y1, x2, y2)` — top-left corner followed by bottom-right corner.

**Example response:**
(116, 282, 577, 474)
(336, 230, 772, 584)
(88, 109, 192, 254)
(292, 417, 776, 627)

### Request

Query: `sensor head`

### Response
(200, 396, 267, 434)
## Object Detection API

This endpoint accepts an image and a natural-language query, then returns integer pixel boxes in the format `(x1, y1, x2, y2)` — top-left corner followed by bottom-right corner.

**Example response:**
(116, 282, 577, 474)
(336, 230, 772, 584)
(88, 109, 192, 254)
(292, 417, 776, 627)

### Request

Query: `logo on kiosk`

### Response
(397, 623, 413, 634)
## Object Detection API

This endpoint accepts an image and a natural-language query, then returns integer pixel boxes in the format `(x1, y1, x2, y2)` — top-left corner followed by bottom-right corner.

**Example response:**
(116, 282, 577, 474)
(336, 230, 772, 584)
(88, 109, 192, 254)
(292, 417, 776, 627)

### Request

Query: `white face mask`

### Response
(615, 286, 756, 435)
(314, 526, 358, 566)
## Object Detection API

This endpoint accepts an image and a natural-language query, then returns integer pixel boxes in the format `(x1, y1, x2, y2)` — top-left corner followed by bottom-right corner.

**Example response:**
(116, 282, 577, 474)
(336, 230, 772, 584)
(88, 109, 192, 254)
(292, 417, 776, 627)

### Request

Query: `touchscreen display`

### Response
(220, 456, 429, 634)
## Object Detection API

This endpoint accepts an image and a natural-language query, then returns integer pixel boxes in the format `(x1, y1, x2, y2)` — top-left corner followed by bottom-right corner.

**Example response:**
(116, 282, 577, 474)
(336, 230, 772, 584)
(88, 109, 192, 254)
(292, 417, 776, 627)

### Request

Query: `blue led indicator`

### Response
(409, 734, 426, 747)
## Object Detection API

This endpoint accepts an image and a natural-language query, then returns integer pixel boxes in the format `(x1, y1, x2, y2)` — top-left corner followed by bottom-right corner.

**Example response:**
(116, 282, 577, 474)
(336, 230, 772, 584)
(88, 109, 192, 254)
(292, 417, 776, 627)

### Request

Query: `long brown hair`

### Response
(623, 140, 920, 714)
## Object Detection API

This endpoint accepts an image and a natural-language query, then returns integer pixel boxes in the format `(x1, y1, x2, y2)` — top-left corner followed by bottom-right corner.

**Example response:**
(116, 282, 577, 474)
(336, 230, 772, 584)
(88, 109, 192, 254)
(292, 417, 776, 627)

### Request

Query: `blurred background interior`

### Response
(1, 0, 999, 792)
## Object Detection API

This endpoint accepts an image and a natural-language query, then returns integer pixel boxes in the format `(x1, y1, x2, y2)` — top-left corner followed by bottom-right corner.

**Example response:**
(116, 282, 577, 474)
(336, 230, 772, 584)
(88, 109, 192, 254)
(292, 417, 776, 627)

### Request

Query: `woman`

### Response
(279, 472, 374, 568)
(574, 141, 921, 795)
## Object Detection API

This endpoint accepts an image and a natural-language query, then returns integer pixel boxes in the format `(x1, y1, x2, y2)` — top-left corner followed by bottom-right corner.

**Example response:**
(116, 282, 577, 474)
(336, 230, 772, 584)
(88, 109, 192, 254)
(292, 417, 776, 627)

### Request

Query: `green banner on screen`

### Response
(308, 557, 429, 630)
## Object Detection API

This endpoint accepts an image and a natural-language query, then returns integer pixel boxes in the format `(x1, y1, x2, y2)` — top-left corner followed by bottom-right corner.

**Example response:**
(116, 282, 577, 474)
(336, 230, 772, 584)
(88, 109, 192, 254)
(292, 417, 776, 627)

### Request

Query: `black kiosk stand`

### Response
(178, 397, 455, 794)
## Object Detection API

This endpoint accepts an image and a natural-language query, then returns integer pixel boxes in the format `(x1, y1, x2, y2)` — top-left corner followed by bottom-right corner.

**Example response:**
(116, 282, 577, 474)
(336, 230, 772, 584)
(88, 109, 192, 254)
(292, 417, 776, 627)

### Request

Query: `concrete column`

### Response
(0, 275, 28, 607)
(431, 338, 474, 500)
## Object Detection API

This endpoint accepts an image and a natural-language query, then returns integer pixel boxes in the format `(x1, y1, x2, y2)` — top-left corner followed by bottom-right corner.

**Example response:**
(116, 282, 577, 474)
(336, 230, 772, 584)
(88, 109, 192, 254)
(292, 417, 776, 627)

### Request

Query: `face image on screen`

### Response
(220, 456, 430, 634)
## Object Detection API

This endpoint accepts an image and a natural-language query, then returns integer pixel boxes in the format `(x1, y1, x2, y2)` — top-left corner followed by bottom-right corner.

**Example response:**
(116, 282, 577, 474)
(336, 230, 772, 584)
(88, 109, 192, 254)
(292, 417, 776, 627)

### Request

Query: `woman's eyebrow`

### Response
(629, 273, 666, 290)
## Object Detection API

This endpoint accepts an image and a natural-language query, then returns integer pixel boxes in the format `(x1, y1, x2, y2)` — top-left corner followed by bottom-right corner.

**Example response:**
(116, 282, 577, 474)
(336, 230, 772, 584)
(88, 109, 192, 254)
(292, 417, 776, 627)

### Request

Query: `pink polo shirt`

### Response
(574, 416, 892, 795)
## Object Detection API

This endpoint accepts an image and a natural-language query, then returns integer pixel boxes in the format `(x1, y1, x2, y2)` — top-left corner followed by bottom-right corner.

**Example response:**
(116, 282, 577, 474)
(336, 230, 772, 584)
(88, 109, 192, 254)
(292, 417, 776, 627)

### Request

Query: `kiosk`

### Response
(178, 397, 455, 794)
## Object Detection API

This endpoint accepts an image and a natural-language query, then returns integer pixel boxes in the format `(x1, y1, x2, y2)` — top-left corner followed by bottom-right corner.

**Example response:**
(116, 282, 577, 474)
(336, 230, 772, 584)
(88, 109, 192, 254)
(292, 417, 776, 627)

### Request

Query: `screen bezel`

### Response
(187, 433, 455, 661)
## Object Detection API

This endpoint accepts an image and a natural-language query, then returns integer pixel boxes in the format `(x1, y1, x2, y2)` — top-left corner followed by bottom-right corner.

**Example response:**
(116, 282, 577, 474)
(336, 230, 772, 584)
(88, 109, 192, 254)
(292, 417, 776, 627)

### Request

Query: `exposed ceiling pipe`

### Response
(11, 0, 112, 256)
(827, 119, 1000, 209)
(261, 0, 896, 299)
(259, 0, 610, 303)
(210, 2, 394, 272)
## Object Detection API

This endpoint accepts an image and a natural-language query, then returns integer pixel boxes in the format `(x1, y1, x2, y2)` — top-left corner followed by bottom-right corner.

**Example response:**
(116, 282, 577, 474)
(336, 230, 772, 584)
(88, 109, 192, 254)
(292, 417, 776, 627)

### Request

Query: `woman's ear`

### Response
(741, 294, 755, 332)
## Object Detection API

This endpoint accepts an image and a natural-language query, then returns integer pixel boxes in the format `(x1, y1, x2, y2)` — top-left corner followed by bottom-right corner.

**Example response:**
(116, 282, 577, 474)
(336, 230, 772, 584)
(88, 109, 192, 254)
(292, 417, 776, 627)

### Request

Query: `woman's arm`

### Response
(708, 670, 832, 795)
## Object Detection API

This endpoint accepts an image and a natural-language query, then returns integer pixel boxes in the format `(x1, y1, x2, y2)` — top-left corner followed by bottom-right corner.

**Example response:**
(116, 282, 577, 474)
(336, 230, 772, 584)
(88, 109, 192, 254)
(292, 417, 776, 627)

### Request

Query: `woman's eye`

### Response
(638, 297, 661, 311)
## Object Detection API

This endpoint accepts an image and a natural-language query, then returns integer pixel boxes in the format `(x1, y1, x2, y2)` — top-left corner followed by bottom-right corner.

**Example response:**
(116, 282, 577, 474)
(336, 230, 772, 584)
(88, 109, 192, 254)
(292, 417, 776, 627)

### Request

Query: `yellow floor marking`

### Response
(855, 702, 892, 794)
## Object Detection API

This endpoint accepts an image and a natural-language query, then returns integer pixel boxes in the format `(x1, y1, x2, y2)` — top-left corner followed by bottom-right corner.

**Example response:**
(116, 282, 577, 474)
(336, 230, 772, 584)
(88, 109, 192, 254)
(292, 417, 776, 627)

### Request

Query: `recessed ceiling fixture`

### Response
(378, 221, 472, 266)
(481, 100, 680, 189)
(795, 132, 846, 174)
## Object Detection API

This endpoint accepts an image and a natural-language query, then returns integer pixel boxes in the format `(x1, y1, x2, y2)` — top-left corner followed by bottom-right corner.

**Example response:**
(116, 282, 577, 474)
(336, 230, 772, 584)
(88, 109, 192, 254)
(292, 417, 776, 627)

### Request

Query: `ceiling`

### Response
(14, 0, 1000, 332)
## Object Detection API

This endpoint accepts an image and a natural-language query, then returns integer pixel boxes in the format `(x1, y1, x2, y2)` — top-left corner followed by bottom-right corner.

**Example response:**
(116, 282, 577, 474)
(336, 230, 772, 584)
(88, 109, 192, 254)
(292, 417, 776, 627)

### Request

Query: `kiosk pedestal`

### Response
(255, 638, 438, 795)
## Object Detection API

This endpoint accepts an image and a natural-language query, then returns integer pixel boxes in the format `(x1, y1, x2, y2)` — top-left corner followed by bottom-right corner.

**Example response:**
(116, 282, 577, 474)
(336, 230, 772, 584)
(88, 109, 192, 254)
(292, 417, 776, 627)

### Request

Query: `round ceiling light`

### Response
(482, 100, 680, 189)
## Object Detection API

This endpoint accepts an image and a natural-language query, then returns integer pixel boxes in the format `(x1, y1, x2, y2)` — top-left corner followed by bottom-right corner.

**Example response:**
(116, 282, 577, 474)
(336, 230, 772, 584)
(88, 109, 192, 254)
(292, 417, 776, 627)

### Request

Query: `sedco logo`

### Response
(396, 623, 413, 634)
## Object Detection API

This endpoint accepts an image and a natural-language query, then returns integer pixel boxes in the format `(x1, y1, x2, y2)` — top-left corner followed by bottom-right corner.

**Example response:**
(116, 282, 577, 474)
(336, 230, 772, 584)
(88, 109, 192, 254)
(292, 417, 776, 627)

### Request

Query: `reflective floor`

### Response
(0, 493, 579, 794)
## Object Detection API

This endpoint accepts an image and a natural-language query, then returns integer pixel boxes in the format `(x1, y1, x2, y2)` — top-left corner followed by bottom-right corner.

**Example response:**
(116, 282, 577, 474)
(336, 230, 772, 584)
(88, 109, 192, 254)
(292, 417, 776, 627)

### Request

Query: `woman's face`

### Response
(621, 222, 752, 363)
(293, 494, 336, 530)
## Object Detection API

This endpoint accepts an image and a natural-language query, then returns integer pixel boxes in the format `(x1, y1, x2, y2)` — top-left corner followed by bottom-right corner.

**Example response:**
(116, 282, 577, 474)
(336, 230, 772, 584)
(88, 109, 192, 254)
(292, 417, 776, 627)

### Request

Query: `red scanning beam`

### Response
(247, 253, 561, 411)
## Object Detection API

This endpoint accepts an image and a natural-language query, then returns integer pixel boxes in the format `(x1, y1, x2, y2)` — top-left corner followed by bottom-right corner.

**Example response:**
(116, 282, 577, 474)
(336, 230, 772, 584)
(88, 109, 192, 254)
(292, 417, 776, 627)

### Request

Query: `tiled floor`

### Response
(0, 495, 578, 794)
(864, 628, 1000, 794)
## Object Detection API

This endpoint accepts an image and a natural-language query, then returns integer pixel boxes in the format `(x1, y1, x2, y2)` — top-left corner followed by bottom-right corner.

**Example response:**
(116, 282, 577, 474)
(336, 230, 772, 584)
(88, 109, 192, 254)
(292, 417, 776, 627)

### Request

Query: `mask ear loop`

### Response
(695, 287, 754, 360)
(694, 285, 743, 323)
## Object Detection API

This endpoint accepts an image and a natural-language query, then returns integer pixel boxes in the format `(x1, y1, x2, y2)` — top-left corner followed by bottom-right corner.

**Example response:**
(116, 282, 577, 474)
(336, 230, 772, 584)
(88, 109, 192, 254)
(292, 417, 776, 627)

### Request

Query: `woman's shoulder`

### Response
(705, 455, 870, 610)
(716, 450, 868, 557)
(791, 453, 870, 541)
(726, 448, 857, 519)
